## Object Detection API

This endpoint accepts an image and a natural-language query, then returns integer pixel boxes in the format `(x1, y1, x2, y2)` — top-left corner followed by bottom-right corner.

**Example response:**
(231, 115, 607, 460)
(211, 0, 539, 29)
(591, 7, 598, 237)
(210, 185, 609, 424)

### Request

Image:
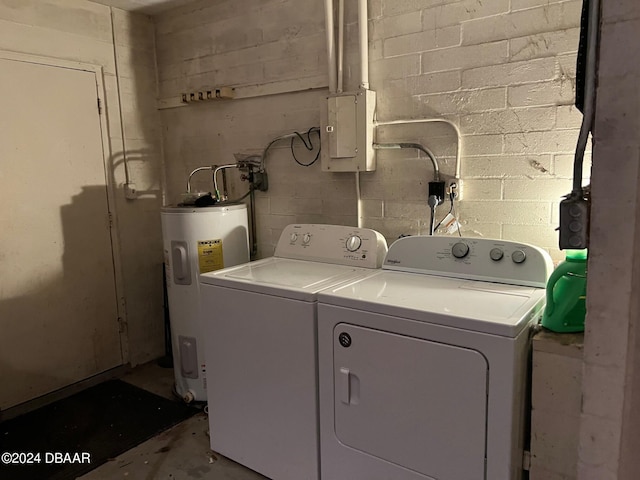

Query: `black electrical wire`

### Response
(433, 192, 455, 231)
(291, 127, 321, 167)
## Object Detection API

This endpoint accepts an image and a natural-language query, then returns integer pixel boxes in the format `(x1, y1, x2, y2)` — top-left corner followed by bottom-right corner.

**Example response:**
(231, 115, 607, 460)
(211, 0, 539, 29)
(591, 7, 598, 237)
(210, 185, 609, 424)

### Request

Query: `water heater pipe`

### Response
(186, 166, 213, 193)
(213, 164, 239, 200)
(323, 0, 337, 94)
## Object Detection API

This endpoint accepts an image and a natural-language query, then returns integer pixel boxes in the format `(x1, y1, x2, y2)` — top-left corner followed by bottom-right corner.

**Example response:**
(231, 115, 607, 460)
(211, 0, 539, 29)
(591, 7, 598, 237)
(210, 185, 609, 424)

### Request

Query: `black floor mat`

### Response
(0, 379, 198, 480)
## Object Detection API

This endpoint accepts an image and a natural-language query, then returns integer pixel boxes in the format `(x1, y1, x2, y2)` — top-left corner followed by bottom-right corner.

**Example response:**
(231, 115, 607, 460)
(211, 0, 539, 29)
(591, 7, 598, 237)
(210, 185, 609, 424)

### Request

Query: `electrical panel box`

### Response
(320, 89, 376, 172)
(558, 195, 590, 249)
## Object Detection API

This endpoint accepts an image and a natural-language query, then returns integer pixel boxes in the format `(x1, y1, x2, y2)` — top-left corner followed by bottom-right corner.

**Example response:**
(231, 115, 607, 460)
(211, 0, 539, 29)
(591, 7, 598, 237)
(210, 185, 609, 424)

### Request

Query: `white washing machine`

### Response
(199, 224, 388, 480)
(317, 236, 553, 480)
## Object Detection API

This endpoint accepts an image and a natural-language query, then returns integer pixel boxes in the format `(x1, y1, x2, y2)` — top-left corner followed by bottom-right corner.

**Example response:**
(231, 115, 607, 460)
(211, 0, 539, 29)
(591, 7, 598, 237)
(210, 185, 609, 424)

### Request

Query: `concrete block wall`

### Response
(156, 0, 586, 260)
(156, 0, 356, 258)
(0, 0, 165, 365)
(530, 331, 584, 480)
(363, 0, 588, 259)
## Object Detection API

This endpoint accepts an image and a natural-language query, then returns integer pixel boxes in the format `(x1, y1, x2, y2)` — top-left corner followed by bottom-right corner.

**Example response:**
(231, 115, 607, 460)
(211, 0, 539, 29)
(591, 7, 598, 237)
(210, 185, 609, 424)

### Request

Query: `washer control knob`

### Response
(302, 234, 311, 245)
(452, 242, 470, 259)
(512, 249, 527, 264)
(490, 248, 504, 261)
(346, 235, 362, 252)
(290, 233, 298, 243)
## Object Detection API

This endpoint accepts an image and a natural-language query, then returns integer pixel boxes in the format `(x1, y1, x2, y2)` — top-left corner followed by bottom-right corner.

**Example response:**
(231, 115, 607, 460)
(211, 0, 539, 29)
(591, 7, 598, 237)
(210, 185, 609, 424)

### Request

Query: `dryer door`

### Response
(333, 323, 488, 480)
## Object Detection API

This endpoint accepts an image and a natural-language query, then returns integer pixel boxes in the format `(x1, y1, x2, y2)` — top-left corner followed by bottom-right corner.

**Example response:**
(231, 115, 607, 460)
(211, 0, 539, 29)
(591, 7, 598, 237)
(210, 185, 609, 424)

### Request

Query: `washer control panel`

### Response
(275, 224, 388, 268)
(274, 223, 387, 268)
(383, 236, 554, 287)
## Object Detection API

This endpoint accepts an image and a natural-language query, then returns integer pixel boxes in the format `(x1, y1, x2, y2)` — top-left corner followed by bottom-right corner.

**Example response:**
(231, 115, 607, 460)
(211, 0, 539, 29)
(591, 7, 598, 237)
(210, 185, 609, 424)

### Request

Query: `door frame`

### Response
(0, 50, 130, 364)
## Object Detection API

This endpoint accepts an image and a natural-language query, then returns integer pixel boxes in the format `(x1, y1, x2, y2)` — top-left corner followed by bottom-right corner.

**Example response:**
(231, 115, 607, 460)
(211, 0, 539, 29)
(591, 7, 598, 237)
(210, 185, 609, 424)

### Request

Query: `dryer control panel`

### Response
(383, 236, 554, 287)
(275, 224, 388, 268)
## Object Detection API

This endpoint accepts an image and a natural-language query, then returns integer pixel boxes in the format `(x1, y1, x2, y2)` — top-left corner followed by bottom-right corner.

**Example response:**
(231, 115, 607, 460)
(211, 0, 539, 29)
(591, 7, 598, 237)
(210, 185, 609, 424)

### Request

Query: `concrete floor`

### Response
(78, 362, 267, 480)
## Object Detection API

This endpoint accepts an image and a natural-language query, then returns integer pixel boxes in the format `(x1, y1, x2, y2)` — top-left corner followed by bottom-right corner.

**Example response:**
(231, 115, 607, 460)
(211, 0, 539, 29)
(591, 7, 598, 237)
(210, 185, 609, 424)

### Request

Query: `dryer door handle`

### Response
(338, 367, 360, 405)
(339, 367, 351, 404)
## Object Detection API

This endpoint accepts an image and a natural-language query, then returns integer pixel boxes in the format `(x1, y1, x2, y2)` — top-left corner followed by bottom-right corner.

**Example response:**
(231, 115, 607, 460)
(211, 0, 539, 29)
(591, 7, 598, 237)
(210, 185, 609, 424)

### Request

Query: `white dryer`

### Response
(317, 236, 553, 480)
(199, 224, 388, 480)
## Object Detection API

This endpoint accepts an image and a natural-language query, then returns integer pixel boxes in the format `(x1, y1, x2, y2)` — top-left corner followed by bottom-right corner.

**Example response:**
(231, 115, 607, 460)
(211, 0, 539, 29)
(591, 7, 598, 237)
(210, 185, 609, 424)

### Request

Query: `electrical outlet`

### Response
(446, 178, 462, 201)
(428, 181, 446, 205)
(124, 182, 137, 200)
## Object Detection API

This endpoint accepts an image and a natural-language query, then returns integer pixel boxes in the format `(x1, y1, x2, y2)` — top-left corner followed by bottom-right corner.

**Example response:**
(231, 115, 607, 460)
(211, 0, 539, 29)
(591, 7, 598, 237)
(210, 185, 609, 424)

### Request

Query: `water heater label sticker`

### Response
(198, 239, 224, 273)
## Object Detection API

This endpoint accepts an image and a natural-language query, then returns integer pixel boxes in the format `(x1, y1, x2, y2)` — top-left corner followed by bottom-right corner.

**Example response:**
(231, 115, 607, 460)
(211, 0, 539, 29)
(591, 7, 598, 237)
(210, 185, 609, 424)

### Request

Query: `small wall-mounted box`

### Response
(320, 88, 376, 172)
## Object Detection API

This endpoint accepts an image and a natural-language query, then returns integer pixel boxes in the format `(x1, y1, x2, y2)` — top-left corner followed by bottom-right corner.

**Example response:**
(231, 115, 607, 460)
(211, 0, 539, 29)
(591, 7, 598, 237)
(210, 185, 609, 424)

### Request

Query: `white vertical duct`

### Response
(324, 0, 337, 93)
(357, 0, 369, 89)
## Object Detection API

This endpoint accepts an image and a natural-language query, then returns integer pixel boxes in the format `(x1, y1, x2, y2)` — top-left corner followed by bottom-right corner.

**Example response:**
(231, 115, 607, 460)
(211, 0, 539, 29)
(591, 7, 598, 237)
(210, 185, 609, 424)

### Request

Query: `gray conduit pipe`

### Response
(373, 143, 441, 182)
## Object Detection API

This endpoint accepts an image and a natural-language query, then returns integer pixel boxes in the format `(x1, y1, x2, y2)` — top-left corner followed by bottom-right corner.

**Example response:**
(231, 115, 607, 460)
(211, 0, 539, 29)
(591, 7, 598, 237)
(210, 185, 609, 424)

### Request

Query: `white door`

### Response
(0, 57, 123, 409)
(333, 323, 488, 480)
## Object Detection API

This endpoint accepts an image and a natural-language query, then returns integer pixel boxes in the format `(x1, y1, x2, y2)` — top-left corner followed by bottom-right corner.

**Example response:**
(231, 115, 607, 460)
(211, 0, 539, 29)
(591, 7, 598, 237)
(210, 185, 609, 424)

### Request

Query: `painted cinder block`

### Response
(462, 0, 583, 46)
(425, 0, 510, 29)
(372, 11, 423, 41)
(510, 28, 581, 62)
(461, 155, 553, 178)
(383, 24, 460, 57)
(508, 80, 575, 108)
(418, 87, 507, 115)
(511, 0, 568, 12)
(462, 57, 557, 89)
(155, 0, 584, 268)
(503, 130, 580, 155)
(457, 179, 502, 200)
(460, 107, 556, 135)
(422, 40, 509, 73)
(458, 200, 551, 225)
(503, 178, 571, 201)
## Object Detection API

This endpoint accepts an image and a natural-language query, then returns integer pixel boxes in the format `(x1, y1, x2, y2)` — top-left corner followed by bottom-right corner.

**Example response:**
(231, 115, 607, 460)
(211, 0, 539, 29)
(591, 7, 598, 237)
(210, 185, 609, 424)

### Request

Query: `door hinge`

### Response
(522, 450, 531, 471)
(117, 316, 127, 334)
(97, 97, 103, 114)
(108, 212, 114, 228)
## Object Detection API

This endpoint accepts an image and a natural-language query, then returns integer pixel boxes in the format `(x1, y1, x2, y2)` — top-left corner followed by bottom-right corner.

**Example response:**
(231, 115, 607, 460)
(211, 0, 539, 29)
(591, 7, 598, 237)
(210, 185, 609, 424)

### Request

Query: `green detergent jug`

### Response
(541, 250, 587, 333)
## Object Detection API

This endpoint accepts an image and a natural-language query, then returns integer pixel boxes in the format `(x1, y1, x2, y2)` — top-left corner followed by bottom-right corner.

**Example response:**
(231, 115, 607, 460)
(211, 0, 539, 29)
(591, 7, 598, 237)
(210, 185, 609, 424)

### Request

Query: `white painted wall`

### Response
(0, 0, 165, 366)
(156, 0, 587, 262)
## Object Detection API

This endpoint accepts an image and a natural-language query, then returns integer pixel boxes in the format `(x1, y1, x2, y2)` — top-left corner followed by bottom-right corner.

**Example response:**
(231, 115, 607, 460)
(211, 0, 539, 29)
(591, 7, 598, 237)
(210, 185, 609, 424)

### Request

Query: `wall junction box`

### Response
(320, 89, 376, 172)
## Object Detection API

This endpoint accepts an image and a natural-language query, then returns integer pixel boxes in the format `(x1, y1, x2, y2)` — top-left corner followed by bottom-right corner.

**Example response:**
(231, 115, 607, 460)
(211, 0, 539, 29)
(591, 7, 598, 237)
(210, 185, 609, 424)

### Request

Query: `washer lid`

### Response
(200, 257, 372, 301)
(318, 270, 545, 337)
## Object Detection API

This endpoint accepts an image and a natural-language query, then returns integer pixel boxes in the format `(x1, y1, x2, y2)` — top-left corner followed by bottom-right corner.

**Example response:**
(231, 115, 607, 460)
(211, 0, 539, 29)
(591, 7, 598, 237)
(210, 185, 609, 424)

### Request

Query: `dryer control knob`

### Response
(512, 249, 527, 264)
(490, 248, 504, 261)
(290, 233, 298, 243)
(346, 235, 362, 252)
(452, 242, 470, 259)
(302, 234, 311, 245)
